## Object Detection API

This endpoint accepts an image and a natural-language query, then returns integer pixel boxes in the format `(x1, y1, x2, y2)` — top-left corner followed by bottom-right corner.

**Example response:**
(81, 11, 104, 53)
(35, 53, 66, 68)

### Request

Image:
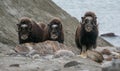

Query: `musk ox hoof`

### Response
(78, 53, 87, 58)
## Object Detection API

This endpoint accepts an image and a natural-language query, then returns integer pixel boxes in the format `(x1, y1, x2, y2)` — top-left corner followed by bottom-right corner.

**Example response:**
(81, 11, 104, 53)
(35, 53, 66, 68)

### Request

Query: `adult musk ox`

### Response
(75, 11, 98, 58)
(17, 17, 45, 44)
(47, 18, 64, 43)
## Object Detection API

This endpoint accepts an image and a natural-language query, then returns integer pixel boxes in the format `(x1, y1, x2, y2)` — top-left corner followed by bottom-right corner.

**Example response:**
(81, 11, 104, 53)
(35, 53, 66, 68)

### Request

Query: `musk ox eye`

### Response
(85, 19, 89, 23)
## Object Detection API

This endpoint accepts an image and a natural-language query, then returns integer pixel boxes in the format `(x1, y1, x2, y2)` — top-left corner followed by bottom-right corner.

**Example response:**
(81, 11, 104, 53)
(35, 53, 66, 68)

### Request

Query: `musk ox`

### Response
(37, 22, 49, 41)
(47, 18, 64, 43)
(75, 11, 98, 58)
(17, 17, 45, 44)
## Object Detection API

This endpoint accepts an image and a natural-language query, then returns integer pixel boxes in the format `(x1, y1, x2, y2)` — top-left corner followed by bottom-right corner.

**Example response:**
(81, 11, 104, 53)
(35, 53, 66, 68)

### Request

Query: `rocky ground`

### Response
(0, 0, 120, 71)
(0, 40, 120, 71)
(0, 41, 103, 71)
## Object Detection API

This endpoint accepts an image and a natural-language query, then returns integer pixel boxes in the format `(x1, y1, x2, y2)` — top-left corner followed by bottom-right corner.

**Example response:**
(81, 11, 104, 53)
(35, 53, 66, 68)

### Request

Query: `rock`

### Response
(101, 49, 111, 55)
(102, 59, 120, 71)
(14, 41, 79, 56)
(64, 61, 81, 68)
(97, 37, 113, 47)
(26, 49, 39, 57)
(103, 55, 112, 61)
(54, 50, 75, 58)
(87, 50, 104, 63)
(31, 54, 40, 59)
(9, 64, 20, 67)
(111, 52, 120, 59)
(14, 45, 29, 53)
(0, 56, 101, 71)
(101, 33, 117, 37)
(105, 57, 112, 61)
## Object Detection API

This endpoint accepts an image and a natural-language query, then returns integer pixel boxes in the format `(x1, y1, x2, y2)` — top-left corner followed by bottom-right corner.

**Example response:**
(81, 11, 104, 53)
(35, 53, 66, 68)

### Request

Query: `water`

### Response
(101, 36, 120, 47)
(53, 0, 120, 47)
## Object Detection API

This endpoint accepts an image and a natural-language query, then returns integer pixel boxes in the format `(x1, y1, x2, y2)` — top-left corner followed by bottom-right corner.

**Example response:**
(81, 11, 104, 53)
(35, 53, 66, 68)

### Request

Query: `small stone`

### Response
(101, 49, 111, 55)
(9, 64, 20, 67)
(101, 33, 116, 37)
(105, 56, 112, 61)
(32, 54, 40, 59)
(54, 50, 75, 58)
(26, 49, 38, 57)
(64, 61, 80, 68)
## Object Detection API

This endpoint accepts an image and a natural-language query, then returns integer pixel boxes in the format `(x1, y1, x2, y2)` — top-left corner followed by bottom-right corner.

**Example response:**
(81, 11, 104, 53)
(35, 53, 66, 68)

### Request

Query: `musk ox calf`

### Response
(75, 11, 98, 58)
(17, 17, 46, 44)
(47, 18, 64, 43)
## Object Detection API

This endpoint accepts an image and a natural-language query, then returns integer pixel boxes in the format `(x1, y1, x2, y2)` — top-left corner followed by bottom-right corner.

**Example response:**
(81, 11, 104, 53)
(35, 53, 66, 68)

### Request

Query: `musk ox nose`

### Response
(85, 24, 93, 32)
(52, 31, 57, 34)
(51, 29, 57, 34)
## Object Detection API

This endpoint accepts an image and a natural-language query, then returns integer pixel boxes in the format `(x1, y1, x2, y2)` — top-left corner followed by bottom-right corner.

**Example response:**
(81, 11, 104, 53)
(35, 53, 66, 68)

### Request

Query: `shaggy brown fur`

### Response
(39, 22, 47, 30)
(17, 17, 45, 44)
(75, 11, 98, 53)
(38, 22, 49, 41)
(47, 18, 64, 43)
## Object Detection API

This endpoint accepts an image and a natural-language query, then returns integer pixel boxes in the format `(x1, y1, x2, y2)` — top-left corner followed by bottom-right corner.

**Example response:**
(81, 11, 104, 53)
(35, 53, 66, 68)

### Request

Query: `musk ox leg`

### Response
(58, 39, 64, 43)
(79, 45, 87, 58)
(93, 43, 97, 49)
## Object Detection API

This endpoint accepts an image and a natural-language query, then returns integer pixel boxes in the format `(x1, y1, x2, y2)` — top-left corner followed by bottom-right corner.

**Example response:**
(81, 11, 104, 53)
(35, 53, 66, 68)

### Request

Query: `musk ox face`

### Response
(48, 24, 61, 40)
(17, 20, 32, 40)
(82, 16, 97, 32)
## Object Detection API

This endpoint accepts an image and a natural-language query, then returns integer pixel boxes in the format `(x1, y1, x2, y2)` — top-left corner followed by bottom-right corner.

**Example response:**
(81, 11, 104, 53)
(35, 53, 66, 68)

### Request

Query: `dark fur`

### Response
(47, 18, 64, 43)
(17, 17, 45, 44)
(38, 22, 49, 41)
(75, 11, 98, 52)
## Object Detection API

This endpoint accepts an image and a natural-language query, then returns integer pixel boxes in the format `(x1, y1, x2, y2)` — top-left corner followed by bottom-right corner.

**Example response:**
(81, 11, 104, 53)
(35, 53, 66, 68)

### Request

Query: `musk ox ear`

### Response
(81, 17, 85, 24)
(16, 23, 19, 26)
(47, 24, 51, 31)
(81, 17, 84, 20)
(16, 23, 20, 32)
(94, 17, 97, 22)
(16, 24, 19, 32)
(93, 17, 97, 26)
(95, 17, 97, 19)
(94, 17, 97, 20)
(48, 24, 50, 27)
(16, 23, 20, 27)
